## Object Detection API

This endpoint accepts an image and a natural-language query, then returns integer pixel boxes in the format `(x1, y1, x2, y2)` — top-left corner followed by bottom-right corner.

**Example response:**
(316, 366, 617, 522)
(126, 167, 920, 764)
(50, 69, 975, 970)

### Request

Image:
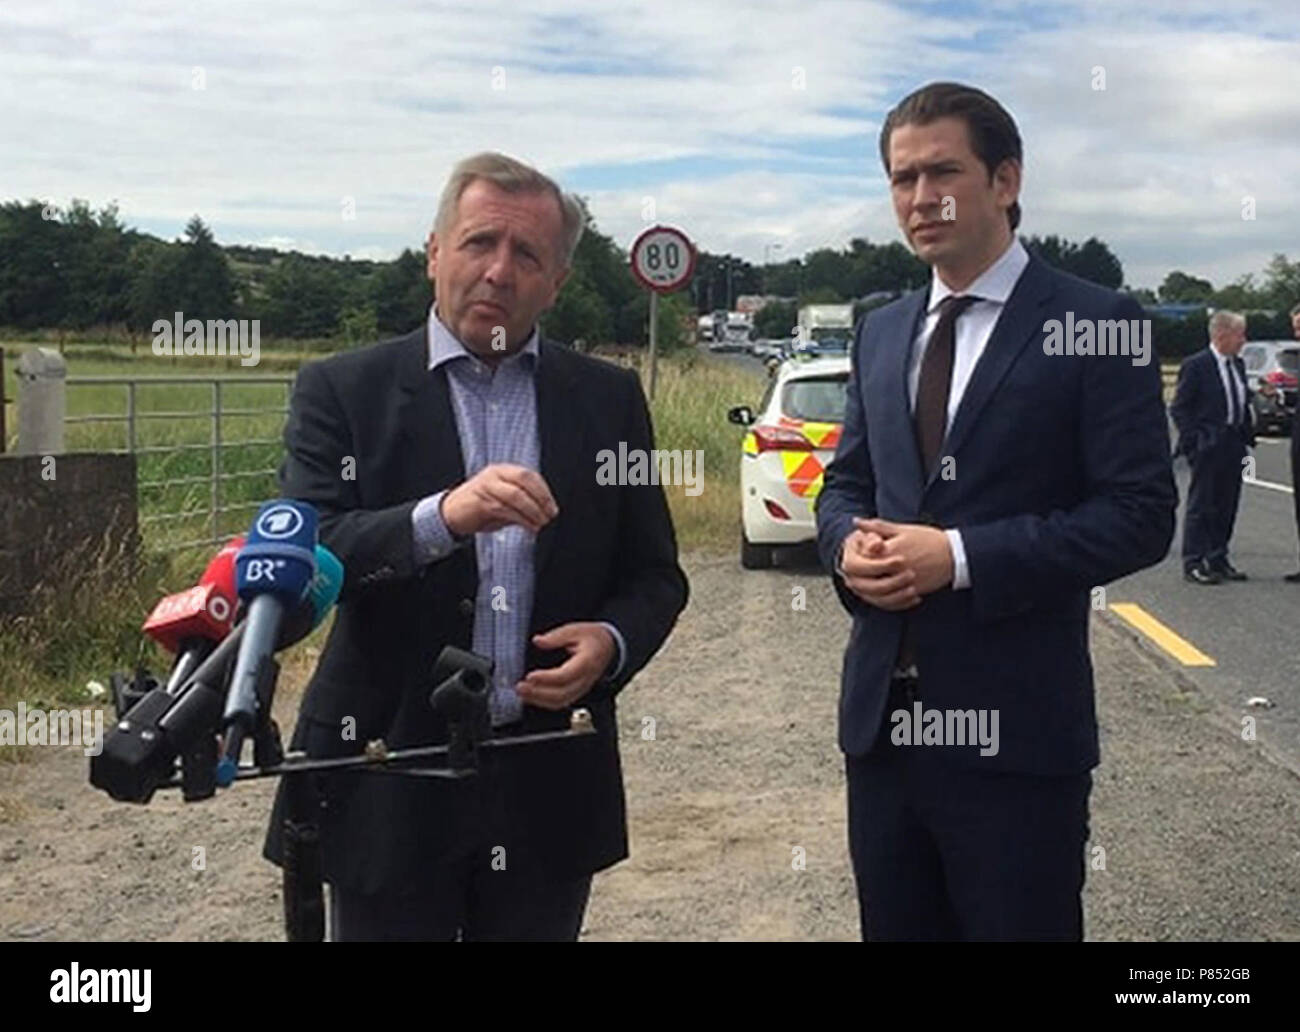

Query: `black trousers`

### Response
(329, 850, 592, 941)
(327, 722, 593, 942)
(845, 680, 1091, 941)
(1291, 419, 1300, 558)
(1182, 433, 1246, 570)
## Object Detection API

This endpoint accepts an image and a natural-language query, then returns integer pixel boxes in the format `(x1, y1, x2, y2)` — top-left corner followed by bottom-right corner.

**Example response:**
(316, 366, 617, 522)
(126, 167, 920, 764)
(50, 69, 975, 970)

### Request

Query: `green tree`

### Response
(1024, 235, 1123, 289)
(261, 255, 343, 338)
(174, 215, 235, 319)
(754, 299, 797, 339)
(1211, 274, 1266, 311)
(1157, 270, 1215, 304)
(1261, 254, 1300, 311)
(127, 237, 182, 331)
(802, 247, 853, 300)
(542, 267, 613, 344)
(0, 200, 65, 328)
(374, 248, 429, 333)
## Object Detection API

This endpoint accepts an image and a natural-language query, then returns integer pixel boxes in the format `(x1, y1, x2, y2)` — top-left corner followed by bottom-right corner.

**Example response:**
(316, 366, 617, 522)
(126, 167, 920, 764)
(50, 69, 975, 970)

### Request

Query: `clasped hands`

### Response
(441, 462, 614, 710)
(839, 517, 954, 611)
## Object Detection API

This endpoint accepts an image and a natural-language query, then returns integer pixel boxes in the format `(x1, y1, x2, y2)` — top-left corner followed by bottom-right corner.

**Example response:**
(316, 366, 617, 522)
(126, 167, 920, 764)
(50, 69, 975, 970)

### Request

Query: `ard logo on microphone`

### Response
(257, 505, 304, 539)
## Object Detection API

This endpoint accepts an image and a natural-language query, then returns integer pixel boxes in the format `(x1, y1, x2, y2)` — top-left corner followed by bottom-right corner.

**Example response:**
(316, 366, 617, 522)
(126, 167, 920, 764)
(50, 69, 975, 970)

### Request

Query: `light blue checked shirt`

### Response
(410, 307, 625, 725)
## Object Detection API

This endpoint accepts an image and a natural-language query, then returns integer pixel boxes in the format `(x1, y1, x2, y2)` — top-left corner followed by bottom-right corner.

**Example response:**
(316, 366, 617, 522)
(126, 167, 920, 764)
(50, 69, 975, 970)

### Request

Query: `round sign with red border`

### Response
(630, 225, 696, 293)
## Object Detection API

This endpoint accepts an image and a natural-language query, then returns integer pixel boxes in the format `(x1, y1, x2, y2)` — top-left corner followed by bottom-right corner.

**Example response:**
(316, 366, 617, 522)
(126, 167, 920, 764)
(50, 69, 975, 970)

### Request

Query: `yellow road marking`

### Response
(1109, 603, 1216, 667)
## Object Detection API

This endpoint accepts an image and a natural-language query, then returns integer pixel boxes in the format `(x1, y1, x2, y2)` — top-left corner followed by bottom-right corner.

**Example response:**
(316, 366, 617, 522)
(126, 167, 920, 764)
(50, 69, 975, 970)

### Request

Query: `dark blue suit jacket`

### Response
(815, 254, 1176, 775)
(1169, 346, 1255, 460)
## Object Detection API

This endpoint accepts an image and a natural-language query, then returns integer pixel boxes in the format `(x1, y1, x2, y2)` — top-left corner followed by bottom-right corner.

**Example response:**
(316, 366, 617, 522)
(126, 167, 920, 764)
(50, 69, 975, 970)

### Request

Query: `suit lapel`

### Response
(884, 290, 929, 495)
(395, 327, 467, 498)
(533, 337, 583, 579)
(928, 256, 1054, 491)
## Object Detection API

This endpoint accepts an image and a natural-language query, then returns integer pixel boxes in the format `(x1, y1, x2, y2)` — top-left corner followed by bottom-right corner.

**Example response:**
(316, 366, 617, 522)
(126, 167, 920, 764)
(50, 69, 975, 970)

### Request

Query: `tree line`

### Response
(2, 198, 1296, 356)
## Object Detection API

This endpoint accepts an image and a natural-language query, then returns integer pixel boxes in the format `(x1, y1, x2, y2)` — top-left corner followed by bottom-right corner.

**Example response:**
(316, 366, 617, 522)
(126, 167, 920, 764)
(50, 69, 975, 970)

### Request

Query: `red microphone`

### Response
(142, 537, 244, 693)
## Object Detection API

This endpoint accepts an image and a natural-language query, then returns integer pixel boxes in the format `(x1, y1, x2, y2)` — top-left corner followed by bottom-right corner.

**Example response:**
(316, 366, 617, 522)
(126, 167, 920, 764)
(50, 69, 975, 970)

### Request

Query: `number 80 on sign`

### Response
(630, 225, 696, 293)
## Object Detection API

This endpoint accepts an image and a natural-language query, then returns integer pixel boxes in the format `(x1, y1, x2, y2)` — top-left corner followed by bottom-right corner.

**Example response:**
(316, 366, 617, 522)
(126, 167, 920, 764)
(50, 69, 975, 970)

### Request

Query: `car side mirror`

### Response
(727, 405, 755, 426)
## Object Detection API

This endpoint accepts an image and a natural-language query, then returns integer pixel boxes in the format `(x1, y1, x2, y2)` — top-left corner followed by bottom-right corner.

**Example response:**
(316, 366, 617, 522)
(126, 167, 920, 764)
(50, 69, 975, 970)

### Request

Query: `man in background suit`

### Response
(1170, 310, 1254, 585)
(815, 82, 1176, 941)
(263, 152, 688, 940)
(1285, 302, 1300, 583)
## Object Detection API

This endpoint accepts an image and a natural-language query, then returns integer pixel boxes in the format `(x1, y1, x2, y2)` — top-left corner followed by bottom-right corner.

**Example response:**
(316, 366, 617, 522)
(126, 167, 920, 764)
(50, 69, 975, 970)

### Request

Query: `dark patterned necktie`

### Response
(915, 294, 979, 477)
(897, 293, 977, 674)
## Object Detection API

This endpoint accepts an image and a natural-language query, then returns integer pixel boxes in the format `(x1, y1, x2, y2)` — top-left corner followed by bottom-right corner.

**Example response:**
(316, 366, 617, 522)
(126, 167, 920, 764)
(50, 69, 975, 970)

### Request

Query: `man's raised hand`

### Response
(441, 463, 558, 536)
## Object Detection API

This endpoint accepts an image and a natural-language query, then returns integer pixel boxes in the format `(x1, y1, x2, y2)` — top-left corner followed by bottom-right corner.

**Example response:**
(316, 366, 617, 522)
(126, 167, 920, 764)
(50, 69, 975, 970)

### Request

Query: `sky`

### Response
(2, 0, 1298, 291)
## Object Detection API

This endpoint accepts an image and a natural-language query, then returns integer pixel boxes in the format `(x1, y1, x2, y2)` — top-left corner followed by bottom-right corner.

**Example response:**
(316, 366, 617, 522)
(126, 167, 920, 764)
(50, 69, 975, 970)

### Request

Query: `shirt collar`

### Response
(926, 236, 1029, 313)
(426, 304, 540, 373)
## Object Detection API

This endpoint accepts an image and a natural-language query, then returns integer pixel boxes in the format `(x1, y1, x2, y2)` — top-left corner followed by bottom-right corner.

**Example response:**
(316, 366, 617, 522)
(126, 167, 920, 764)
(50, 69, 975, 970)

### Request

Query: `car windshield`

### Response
(782, 376, 848, 423)
(1278, 350, 1300, 374)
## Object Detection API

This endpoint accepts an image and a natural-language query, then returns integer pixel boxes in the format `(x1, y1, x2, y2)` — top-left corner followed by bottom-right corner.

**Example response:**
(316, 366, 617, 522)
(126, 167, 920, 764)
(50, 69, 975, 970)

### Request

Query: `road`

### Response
(1109, 434, 1300, 773)
(5, 551, 1299, 940)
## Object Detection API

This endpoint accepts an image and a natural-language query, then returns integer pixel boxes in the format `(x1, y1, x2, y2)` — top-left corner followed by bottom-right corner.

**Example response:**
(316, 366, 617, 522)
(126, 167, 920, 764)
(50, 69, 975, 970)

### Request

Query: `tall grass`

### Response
(609, 349, 766, 554)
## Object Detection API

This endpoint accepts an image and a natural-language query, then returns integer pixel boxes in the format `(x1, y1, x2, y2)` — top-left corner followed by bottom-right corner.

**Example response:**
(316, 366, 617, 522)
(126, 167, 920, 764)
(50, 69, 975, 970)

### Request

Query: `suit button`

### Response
(458, 598, 474, 615)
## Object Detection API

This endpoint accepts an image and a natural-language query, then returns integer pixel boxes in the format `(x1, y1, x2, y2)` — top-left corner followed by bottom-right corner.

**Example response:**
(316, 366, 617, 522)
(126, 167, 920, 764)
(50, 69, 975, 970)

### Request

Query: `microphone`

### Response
(273, 543, 344, 650)
(89, 543, 343, 803)
(217, 501, 319, 785)
(142, 537, 243, 694)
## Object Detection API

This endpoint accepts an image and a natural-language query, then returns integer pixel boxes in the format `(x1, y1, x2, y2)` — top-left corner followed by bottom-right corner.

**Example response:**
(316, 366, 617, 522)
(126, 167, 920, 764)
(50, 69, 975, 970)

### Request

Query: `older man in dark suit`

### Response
(1170, 310, 1255, 584)
(263, 152, 688, 941)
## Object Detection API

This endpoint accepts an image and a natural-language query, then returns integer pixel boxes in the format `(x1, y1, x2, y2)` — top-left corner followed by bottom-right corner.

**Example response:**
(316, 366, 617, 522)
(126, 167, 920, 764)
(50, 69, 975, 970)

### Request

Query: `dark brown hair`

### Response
(879, 82, 1023, 230)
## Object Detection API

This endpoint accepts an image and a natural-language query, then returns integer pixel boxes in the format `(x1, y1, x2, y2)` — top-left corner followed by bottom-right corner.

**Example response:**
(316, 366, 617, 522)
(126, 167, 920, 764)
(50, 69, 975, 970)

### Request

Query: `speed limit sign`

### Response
(629, 225, 695, 401)
(630, 225, 695, 293)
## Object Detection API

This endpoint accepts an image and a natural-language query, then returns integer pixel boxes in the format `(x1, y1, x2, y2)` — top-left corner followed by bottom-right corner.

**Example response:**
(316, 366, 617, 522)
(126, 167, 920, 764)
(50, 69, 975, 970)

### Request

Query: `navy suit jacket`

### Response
(1169, 346, 1255, 460)
(815, 254, 1177, 775)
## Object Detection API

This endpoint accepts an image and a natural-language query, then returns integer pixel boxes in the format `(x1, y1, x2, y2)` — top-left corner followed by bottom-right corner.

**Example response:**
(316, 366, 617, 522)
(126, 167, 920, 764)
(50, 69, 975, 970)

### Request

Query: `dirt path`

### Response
(3, 550, 1299, 940)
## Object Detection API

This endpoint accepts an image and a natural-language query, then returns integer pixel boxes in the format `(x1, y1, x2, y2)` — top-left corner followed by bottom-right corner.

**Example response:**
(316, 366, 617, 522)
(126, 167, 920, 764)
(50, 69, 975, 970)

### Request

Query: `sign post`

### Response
(630, 225, 695, 400)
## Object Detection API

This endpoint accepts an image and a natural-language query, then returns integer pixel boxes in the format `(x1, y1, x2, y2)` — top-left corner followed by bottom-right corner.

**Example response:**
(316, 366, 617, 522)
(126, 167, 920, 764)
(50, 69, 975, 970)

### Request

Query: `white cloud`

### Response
(2, 0, 1297, 291)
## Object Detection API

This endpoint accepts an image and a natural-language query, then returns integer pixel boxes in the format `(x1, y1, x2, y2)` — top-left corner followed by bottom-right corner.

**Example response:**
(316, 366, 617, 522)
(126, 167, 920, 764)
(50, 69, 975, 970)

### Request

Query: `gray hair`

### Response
(433, 151, 585, 266)
(1208, 309, 1246, 339)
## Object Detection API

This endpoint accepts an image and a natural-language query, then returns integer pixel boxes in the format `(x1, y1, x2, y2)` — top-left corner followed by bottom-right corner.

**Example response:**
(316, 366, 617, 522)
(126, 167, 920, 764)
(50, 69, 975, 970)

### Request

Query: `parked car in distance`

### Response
(1241, 340, 1299, 435)
(727, 354, 851, 569)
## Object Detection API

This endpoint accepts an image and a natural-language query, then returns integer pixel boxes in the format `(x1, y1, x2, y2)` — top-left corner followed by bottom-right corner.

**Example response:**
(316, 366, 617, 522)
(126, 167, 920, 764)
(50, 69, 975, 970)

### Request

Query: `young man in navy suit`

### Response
(1285, 302, 1300, 583)
(816, 82, 1176, 941)
(1170, 311, 1254, 585)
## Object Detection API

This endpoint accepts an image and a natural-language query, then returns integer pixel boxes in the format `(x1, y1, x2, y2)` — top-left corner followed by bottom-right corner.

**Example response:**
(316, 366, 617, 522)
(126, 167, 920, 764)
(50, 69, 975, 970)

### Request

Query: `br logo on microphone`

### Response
(245, 558, 283, 582)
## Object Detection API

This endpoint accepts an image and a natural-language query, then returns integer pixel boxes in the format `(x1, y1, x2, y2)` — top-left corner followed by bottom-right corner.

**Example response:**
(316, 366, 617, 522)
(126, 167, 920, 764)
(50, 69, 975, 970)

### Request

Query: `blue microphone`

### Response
(272, 543, 344, 651)
(217, 500, 318, 785)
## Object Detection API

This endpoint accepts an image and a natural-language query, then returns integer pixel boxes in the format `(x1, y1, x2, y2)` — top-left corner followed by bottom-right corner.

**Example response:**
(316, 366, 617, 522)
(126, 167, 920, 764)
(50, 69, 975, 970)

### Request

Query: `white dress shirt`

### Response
(1210, 344, 1246, 426)
(911, 237, 1029, 590)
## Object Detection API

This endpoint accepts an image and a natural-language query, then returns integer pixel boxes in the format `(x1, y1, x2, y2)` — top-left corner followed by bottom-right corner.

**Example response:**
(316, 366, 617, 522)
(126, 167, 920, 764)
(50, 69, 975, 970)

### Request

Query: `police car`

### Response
(727, 353, 852, 568)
